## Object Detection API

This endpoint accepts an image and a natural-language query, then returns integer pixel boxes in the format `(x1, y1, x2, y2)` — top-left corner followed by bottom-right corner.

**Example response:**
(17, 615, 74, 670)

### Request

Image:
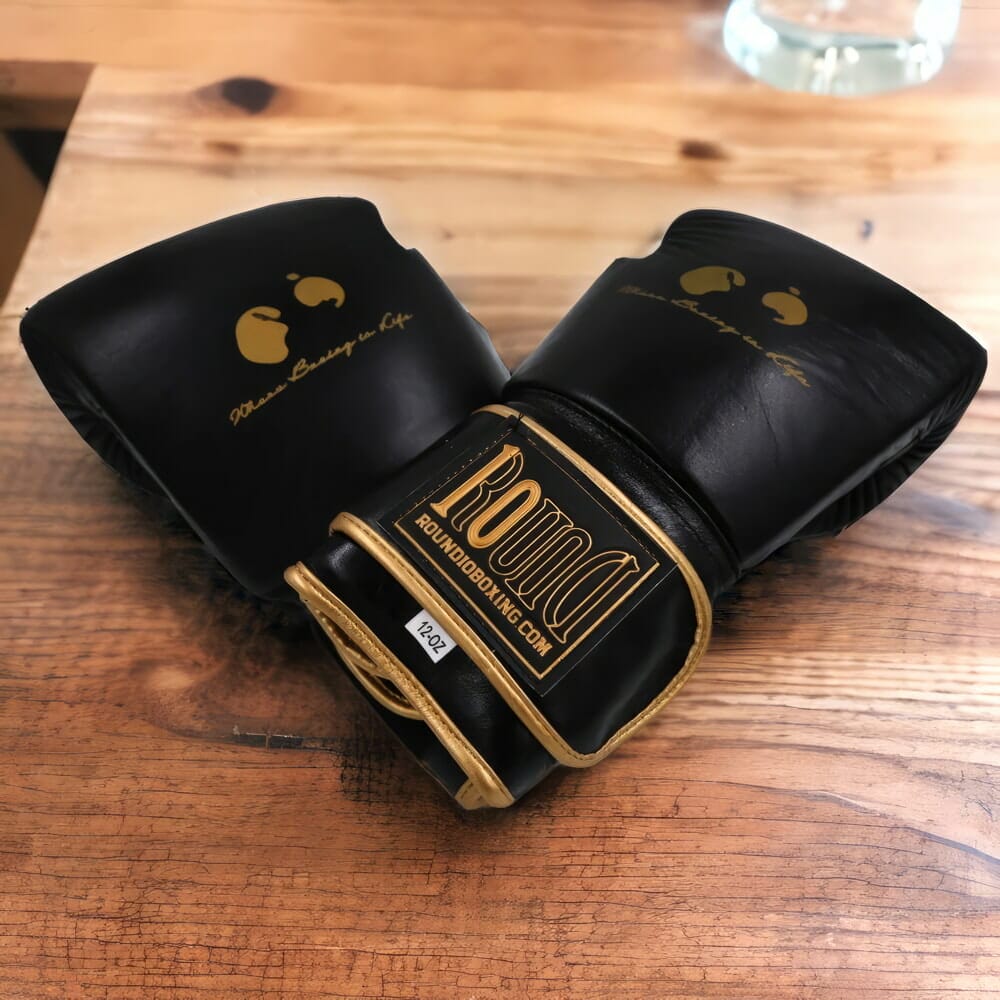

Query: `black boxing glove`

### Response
(285, 210, 987, 809)
(21, 199, 507, 600)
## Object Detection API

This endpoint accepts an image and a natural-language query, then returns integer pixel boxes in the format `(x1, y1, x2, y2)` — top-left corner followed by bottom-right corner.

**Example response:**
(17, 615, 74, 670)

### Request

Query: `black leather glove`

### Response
(286, 210, 987, 808)
(21, 199, 507, 600)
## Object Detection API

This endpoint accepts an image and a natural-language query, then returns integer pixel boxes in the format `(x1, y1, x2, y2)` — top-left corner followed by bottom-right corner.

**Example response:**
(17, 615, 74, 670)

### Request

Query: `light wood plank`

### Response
(0, 0, 998, 90)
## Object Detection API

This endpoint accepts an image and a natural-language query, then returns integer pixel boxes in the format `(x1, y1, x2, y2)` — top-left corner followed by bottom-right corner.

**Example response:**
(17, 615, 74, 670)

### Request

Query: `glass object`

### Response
(723, 0, 962, 96)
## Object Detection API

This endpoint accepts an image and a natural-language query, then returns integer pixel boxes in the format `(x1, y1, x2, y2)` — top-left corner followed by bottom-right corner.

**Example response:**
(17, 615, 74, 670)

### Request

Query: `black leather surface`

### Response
(305, 210, 986, 807)
(513, 210, 987, 569)
(21, 198, 508, 600)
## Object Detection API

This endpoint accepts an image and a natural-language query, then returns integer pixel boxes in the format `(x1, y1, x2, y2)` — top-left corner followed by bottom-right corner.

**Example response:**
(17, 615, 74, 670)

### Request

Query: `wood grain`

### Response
(2, 9, 1000, 997)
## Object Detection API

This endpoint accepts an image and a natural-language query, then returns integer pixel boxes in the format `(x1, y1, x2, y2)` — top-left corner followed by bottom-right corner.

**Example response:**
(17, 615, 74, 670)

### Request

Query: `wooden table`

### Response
(2, 3, 999, 996)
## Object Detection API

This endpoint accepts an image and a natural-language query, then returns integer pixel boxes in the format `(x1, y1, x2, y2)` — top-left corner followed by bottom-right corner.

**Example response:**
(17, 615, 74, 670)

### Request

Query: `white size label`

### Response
(404, 610, 457, 663)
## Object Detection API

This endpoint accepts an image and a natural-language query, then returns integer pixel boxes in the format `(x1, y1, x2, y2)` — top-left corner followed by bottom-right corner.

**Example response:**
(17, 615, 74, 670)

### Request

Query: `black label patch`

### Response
(387, 421, 666, 695)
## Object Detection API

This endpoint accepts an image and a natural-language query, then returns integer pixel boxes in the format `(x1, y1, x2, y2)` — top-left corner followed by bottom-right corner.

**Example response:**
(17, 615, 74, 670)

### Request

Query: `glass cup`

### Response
(723, 0, 962, 96)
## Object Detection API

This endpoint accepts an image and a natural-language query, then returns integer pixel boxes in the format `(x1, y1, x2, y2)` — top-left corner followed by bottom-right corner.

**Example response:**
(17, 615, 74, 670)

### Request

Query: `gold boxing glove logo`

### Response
(761, 287, 807, 326)
(679, 265, 747, 296)
(235, 274, 346, 364)
(679, 267, 808, 327)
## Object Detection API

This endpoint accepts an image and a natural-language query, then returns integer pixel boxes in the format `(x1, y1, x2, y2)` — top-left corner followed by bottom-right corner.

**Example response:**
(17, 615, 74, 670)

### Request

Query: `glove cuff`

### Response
(288, 405, 731, 807)
(286, 561, 519, 809)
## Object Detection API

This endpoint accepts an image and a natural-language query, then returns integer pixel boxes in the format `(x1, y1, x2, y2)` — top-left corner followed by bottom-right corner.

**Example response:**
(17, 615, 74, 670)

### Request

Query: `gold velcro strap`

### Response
(327, 405, 712, 768)
(285, 563, 513, 809)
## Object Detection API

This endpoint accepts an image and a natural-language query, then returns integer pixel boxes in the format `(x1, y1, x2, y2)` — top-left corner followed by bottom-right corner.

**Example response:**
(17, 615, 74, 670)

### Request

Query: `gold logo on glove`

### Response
(680, 267, 808, 327)
(619, 266, 811, 387)
(761, 287, 807, 327)
(679, 265, 746, 296)
(227, 286, 415, 427)
(235, 274, 347, 364)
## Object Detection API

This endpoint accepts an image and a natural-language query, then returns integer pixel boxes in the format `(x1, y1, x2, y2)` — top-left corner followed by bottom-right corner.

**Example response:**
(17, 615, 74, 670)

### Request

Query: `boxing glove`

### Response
(21, 198, 507, 601)
(285, 210, 987, 809)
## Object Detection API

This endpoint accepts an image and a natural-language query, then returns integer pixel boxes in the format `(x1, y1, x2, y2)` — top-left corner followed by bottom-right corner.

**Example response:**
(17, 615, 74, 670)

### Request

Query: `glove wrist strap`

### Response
(289, 405, 718, 806)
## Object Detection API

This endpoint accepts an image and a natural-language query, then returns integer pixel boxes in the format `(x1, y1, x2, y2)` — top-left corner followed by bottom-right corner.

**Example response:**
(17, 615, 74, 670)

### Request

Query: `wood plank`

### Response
(0, 131, 44, 301)
(0, 60, 89, 130)
(1, 32, 999, 1000)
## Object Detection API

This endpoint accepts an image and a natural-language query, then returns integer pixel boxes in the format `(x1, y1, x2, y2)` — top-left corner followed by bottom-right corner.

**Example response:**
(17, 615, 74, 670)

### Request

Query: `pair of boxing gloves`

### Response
(21, 199, 986, 808)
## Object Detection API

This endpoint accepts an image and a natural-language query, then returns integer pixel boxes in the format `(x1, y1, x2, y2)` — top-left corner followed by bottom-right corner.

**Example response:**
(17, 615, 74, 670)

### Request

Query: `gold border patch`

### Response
(392, 425, 661, 683)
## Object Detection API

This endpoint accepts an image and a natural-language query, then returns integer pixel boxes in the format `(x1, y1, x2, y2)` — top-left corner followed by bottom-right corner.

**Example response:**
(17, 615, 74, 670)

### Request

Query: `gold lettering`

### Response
(518, 620, 541, 644)
(618, 284, 671, 303)
(288, 337, 357, 382)
(533, 636, 553, 657)
(619, 285, 813, 389)
(766, 352, 811, 388)
(227, 307, 415, 426)
(380, 311, 414, 333)
(505, 527, 591, 610)
(488, 497, 571, 578)
(542, 551, 641, 644)
(229, 382, 288, 426)
(467, 481, 541, 549)
(430, 445, 523, 528)
(417, 437, 659, 661)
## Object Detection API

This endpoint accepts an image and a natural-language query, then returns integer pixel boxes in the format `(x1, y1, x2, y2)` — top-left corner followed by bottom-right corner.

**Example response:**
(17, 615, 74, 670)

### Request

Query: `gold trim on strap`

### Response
(455, 779, 488, 810)
(329, 405, 712, 767)
(317, 616, 424, 721)
(285, 563, 514, 809)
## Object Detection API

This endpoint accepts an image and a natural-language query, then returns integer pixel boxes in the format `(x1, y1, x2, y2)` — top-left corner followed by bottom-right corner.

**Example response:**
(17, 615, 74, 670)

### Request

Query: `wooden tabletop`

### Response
(2, 3, 1000, 997)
